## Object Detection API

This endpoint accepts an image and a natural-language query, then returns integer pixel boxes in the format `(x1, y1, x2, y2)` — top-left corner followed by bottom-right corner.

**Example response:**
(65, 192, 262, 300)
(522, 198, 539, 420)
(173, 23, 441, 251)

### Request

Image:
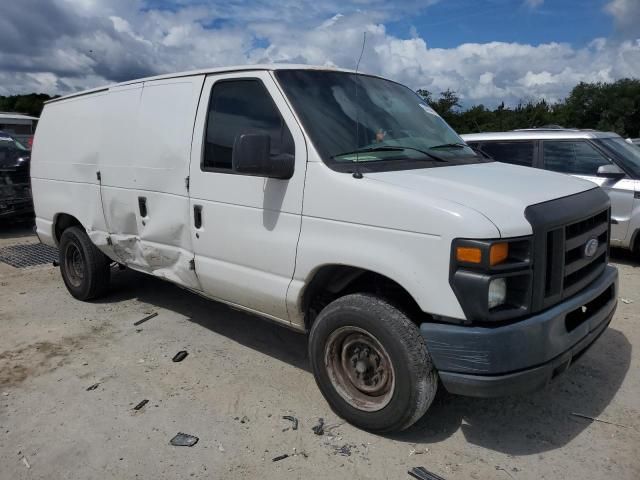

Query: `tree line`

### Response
(418, 78, 640, 138)
(0, 93, 57, 117)
(1, 78, 639, 138)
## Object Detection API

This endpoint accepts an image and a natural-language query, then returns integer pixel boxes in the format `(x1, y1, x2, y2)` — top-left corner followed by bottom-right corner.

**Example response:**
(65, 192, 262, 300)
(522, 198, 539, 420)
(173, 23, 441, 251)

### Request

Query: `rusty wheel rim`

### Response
(64, 242, 84, 288)
(324, 326, 395, 412)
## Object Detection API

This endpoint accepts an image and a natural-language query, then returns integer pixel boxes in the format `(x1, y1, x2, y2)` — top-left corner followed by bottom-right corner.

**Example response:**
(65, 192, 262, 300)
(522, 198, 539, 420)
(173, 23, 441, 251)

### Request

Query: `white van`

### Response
(31, 65, 618, 432)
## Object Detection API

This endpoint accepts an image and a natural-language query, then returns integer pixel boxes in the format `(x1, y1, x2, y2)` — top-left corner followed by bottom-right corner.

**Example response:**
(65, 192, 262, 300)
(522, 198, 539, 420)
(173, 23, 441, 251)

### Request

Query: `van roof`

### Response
(461, 129, 620, 141)
(45, 64, 361, 104)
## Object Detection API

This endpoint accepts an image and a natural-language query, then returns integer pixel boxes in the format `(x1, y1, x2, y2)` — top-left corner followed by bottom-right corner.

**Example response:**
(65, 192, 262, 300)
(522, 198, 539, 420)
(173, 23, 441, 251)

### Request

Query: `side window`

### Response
(203, 79, 294, 172)
(477, 141, 534, 167)
(543, 141, 610, 175)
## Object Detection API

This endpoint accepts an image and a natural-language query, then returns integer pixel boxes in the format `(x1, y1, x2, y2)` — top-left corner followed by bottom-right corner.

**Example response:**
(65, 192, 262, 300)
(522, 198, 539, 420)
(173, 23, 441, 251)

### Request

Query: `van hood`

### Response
(366, 162, 597, 237)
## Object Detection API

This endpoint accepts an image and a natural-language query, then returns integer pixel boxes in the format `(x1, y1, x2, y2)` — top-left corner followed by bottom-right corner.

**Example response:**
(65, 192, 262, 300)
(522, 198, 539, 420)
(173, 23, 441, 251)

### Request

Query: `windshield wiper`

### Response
(429, 143, 467, 150)
(332, 145, 446, 162)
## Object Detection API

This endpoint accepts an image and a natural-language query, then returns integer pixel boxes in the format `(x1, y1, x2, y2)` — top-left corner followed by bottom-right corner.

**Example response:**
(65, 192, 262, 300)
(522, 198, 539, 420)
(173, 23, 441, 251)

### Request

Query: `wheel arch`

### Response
(53, 213, 84, 246)
(300, 264, 430, 330)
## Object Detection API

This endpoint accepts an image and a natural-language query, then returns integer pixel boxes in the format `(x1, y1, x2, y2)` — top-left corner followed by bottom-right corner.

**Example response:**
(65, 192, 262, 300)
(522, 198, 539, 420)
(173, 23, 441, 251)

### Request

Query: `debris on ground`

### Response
(495, 465, 516, 479)
(133, 399, 149, 411)
(282, 415, 298, 431)
(172, 350, 188, 362)
(311, 417, 325, 435)
(133, 312, 158, 326)
(218, 444, 225, 452)
(332, 444, 355, 457)
(169, 432, 199, 447)
(240, 415, 249, 424)
(86, 383, 100, 391)
(21, 456, 30, 469)
(620, 298, 633, 304)
(292, 447, 308, 458)
(409, 446, 429, 456)
(272, 454, 289, 462)
(408, 466, 446, 480)
(571, 412, 627, 428)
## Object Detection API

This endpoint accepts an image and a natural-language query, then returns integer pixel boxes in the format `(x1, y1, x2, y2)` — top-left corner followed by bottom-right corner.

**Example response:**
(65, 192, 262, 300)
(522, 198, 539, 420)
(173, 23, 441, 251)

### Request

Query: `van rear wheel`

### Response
(59, 226, 110, 300)
(309, 293, 438, 432)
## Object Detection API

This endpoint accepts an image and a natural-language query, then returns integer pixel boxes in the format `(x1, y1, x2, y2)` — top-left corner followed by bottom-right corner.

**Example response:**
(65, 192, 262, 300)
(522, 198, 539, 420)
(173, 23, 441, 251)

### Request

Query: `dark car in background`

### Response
(0, 130, 33, 221)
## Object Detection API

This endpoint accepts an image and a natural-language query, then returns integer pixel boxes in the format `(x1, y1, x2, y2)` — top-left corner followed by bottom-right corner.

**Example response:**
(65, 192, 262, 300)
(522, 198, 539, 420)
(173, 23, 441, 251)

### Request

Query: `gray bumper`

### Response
(421, 265, 618, 397)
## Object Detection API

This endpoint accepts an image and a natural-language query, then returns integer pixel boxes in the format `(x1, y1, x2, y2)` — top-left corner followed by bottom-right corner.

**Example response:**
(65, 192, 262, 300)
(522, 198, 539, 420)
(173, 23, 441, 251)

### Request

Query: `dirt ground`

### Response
(1, 224, 639, 480)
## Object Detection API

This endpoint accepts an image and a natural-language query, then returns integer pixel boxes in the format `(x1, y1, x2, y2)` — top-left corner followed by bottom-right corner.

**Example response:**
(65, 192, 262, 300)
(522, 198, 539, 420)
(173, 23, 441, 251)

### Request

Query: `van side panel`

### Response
(31, 93, 110, 247)
(99, 77, 205, 289)
(32, 76, 206, 290)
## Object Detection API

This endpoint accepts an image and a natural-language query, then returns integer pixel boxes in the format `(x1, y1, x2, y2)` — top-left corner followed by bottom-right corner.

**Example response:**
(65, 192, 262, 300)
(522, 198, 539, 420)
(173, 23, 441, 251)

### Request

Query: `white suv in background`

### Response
(463, 129, 640, 254)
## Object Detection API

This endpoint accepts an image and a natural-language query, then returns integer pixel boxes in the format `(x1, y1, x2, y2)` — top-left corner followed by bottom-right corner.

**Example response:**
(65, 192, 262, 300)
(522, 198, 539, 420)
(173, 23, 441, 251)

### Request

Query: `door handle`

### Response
(138, 197, 147, 218)
(194, 205, 202, 229)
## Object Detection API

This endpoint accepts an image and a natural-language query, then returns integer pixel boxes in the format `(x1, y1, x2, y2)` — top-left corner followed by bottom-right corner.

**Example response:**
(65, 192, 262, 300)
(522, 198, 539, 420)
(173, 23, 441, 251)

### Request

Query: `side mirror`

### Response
(232, 133, 294, 180)
(596, 164, 625, 180)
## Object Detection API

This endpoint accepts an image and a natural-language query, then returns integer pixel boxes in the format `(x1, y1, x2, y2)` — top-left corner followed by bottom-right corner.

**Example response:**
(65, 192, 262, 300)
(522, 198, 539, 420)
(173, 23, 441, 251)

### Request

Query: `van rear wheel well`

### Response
(302, 266, 430, 330)
(54, 214, 83, 245)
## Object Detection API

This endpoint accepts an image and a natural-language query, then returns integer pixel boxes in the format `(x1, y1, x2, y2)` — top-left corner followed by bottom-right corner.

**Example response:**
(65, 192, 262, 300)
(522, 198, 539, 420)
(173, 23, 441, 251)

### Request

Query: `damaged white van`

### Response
(32, 65, 618, 432)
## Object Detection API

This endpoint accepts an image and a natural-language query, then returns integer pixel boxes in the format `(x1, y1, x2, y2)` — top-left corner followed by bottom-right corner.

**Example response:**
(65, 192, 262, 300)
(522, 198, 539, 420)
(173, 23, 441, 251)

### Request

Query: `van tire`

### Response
(309, 293, 437, 432)
(59, 226, 111, 300)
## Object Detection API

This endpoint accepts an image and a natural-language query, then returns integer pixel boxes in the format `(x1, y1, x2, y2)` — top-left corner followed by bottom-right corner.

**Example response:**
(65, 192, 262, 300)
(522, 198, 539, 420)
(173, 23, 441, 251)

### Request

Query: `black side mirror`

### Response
(596, 164, 625, 180)
(232, 133, 294, 180)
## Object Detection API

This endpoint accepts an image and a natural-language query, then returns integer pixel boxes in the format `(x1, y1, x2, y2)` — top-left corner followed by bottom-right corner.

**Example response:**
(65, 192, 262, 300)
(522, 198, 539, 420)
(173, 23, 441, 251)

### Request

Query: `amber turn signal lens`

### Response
(456, 246, 482, 264)
(489, 242, 509, 266)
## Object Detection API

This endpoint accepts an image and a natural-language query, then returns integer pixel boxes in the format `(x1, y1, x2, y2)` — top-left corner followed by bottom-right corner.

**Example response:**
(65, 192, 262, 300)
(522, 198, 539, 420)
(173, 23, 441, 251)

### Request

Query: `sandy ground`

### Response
(1, 224, 639, 480)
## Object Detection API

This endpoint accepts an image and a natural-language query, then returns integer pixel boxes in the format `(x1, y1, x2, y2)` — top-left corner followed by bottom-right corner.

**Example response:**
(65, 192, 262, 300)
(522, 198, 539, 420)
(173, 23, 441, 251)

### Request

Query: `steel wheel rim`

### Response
(324, 326, 395, 412)
(64, 243, 84, 288)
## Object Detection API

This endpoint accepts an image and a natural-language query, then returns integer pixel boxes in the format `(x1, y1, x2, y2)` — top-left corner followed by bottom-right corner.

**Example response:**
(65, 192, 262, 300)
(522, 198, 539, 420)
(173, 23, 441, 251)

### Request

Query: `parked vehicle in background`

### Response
(0, 112, 38, 149)
(32, 65, 617, 432)
(463, 129, 640, 254)
(0, 130, 33, 220)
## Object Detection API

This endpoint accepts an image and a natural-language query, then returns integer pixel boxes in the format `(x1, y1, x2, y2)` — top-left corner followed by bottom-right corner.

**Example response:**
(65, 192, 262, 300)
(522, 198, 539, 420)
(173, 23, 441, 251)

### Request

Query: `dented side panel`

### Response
(33, 74, 206, 292)
(97, 77, 205, 290)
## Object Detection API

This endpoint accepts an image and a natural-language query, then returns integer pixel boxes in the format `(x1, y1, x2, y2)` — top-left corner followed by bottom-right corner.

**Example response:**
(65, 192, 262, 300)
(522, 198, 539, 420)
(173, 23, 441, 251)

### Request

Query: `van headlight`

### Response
(450, 237, 532, 322)
(488, 278, 507, 309)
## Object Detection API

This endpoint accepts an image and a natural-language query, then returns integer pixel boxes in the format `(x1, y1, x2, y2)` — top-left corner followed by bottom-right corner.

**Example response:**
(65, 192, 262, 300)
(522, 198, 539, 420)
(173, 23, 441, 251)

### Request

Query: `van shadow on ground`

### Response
(100, 268, 631, 456)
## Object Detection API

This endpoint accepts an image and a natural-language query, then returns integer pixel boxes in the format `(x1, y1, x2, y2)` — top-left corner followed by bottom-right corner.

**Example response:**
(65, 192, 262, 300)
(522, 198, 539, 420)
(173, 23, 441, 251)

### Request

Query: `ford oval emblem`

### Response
(584, 238, 599, 258)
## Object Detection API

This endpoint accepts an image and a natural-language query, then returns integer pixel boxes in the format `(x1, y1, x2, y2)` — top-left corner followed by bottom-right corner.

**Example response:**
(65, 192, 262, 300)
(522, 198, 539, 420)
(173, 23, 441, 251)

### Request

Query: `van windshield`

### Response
(275, 70, 487, 172)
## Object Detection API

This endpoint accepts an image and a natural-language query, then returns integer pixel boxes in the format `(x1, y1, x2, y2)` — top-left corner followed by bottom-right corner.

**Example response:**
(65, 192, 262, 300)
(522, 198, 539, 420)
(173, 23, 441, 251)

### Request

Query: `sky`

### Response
(0, 0, 639, 107)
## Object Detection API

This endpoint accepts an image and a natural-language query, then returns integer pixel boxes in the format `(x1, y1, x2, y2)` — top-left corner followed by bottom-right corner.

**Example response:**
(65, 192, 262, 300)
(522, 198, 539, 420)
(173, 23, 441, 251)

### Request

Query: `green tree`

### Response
(0, 93, 57, 117)
(416, 78, 640, 138)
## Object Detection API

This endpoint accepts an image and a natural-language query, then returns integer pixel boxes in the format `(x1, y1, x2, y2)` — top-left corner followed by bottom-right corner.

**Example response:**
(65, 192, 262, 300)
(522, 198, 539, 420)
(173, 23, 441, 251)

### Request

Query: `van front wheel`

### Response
(59, 226, 111, 300)
(309, 293, 437, 432)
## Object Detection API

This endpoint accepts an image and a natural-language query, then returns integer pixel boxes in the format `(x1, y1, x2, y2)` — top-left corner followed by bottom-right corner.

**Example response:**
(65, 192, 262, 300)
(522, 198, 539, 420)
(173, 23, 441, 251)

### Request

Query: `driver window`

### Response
(202, 79, 294, 172)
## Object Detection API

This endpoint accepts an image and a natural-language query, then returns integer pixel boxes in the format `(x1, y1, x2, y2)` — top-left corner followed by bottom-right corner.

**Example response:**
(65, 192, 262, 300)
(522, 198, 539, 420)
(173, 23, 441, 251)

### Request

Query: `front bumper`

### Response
(420, 265, 618, 397)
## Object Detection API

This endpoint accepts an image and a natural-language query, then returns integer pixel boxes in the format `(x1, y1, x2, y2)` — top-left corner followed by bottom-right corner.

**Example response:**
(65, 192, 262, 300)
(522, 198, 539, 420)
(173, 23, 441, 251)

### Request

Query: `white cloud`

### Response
(0, 0, 639, 108)
(606, 0, 640, 35)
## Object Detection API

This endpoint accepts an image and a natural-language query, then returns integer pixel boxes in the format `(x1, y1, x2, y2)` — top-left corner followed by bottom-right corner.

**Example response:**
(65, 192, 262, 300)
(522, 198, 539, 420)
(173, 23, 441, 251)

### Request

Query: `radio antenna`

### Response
(353, 31, 366, 179)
